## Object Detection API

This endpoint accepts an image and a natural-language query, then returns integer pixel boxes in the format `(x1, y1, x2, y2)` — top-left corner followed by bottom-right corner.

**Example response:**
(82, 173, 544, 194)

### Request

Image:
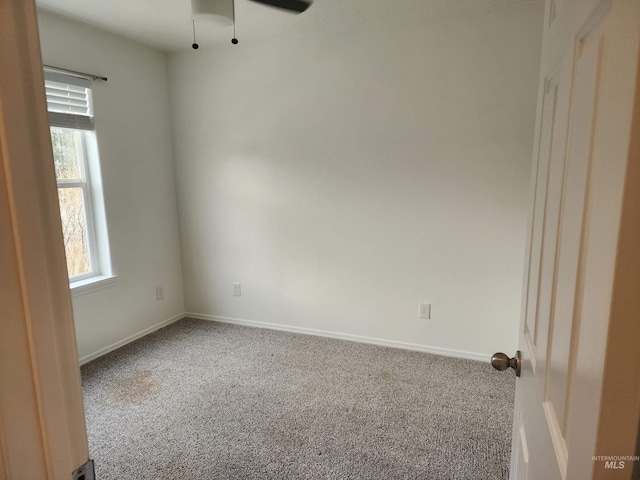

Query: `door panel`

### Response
(519, 60, 572, 480)
(545, 24, 602, 439)
(523, 13, 605, 480)
(523, 74, 559, 362)
(515, 416, 530, 480)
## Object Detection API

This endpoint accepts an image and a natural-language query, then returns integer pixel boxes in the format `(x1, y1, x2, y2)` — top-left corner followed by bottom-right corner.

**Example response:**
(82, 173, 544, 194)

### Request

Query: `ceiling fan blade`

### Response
(247, 0, 312, 13)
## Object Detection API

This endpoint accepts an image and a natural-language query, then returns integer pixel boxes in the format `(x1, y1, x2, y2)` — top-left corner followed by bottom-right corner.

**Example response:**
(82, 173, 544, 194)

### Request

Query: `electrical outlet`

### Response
(419, 302, 431, 319)
(232, 282, 241, 297)
(156, 285, 164, 300)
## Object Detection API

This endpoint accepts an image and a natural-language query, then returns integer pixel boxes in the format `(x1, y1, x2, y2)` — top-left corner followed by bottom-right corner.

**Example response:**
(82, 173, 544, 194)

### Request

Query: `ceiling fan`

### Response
(191, 0, 313, 48)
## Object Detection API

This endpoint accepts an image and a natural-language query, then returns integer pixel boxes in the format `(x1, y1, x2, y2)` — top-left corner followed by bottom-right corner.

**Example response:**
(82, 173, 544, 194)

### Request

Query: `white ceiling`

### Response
(36, 0, 543, 52)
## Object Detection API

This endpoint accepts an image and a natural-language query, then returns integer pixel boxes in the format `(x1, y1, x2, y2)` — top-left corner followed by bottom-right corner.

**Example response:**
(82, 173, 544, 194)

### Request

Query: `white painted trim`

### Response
(78, 313, 184, 365)
(186, 313, 491, 363)
(576, 0, 612, 43)
(70, 274, 117, 297)
(1, 1, 91, 474)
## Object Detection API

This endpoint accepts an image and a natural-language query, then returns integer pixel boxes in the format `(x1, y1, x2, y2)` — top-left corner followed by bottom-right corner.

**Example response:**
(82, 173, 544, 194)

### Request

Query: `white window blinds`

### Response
(44, 70, 94, 130)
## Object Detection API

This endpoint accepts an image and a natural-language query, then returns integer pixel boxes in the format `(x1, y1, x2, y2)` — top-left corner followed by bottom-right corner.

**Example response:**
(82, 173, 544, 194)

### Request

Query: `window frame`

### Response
(45, 69, 114, 290)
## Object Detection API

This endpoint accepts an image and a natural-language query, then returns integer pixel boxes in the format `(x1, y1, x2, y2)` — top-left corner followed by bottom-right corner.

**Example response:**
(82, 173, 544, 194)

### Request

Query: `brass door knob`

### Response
(491, 351, 521, 377)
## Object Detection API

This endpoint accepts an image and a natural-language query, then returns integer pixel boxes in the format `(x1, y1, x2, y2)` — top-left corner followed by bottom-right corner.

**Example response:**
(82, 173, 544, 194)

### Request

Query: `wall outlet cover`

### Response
(156, 285, 164, 300)
(419, 302, 431, 319)
(232, 282, 241, 297)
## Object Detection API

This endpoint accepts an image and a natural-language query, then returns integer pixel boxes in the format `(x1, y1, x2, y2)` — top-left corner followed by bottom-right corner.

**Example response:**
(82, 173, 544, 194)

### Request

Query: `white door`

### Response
(506, 1, 640, 479)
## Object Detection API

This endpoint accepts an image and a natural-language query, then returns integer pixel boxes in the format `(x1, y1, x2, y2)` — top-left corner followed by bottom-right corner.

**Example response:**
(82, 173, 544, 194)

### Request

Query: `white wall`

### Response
(168, 3, 544, 358)
(37, 12, 185, 361)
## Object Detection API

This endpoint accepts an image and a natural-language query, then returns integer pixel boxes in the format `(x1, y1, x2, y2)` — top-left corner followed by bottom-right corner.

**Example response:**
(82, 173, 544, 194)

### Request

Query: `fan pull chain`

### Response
(192, 21, 199, 49)
(232, 0, 238, 44)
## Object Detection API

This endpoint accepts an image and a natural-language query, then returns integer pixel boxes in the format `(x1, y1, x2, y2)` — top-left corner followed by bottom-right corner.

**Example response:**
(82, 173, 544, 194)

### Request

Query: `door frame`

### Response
(589, 36, 640, 477)
(0, 0, 90, 479)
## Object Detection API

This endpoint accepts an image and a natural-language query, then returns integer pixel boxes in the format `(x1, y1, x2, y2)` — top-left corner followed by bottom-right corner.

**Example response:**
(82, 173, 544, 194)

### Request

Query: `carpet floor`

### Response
(81, 318, 515, 479)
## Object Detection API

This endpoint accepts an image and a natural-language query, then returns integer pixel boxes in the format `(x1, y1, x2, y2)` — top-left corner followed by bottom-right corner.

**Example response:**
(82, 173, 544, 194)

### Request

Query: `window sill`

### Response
(70, 274, 117, 297)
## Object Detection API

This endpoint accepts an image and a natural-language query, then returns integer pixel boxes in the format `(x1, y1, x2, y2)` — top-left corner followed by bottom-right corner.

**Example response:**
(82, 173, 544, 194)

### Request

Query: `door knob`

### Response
(491, 351, 521, 377)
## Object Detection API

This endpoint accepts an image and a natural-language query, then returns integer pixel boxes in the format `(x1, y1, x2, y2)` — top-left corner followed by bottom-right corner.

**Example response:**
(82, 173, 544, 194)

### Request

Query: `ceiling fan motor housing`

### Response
(191, 0, 234, 26)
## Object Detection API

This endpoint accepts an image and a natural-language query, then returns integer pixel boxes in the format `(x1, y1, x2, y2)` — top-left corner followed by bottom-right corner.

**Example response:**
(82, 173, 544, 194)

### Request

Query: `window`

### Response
(45, 70, 112, 289)
(51, 127, 96, 279)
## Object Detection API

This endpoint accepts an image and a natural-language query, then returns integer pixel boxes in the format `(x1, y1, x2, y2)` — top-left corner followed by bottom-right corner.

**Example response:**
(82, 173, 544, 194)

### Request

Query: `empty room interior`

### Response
(4, 0, 640, 479)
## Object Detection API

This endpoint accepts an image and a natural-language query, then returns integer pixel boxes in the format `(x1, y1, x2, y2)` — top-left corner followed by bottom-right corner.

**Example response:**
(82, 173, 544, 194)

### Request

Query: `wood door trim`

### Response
(0, 0, 90, 478)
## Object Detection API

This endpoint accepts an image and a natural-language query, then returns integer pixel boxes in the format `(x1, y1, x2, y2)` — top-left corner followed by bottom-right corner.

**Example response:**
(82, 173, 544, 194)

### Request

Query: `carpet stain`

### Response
(155, 453, 187, 476)
(376, 370, 392, 381)
(112, 369, 160, 405)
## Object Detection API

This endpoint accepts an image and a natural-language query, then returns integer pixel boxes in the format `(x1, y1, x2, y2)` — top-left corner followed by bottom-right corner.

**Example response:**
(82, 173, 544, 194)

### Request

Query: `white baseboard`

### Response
(185, 313, 490, 363)
(79, 313, 185, 365)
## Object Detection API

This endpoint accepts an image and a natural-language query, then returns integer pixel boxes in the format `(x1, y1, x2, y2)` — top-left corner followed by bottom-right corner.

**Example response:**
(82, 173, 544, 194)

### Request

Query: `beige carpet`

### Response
(81, 318, 515, 479)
